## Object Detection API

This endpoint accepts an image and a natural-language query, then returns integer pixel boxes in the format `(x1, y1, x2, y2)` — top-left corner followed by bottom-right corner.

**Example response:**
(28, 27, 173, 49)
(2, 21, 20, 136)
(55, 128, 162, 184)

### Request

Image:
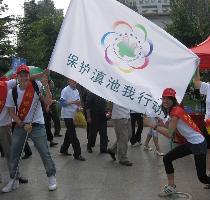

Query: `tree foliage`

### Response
(167, 0, 210, 47)
(15, 0, 65, 90)
(16, 0, 63, 68)
(0, 0, 15, 70)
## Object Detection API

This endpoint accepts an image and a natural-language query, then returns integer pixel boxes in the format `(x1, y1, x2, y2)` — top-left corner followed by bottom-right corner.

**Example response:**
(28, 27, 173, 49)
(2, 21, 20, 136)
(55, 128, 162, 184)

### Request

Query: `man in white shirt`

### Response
(2, 65, 57, 193)
(107, 103, 133, 166)
(194, 68, 210, 188)
(60, 79, 85, 161)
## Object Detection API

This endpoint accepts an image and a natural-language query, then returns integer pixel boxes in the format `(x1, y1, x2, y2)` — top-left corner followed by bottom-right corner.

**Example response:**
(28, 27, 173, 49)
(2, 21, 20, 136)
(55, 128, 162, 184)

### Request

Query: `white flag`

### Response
(49, 0, 199, 117)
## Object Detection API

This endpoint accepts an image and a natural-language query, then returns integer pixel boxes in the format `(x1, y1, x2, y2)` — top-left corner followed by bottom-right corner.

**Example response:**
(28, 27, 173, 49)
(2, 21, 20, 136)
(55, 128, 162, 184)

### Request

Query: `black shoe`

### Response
(19, 177, 28, 184)
(50, 141, 58, 147)
(87, 146, 93, 153)
(54, 134, 62, 137)
(204, 184, 210, 189)
(107, 149, 116, 161)
(119, 160, 133, 166)
(60, 150, 72, 156)
(74, 155, 86, 161)
(100, 149, 108, 154)
(22, 153, 32, 160)
(0, 152, 4, 157)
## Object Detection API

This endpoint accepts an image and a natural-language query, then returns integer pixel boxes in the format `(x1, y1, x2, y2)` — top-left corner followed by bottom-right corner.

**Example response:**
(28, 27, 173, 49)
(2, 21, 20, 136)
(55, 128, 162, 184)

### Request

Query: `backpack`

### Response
(12, 80, 40, 114)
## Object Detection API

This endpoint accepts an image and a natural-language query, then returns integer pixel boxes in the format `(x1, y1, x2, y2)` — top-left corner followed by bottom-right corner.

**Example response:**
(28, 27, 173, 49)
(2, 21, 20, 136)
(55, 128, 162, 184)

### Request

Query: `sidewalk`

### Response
(0, 127, 209, 200)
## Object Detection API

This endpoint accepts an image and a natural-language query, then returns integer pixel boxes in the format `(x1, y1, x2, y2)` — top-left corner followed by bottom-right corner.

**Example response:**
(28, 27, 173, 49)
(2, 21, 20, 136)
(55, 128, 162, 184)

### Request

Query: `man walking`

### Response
(107, 103, 133, 166)
(59, 79, 85, 161)
(86, 92, 109, 153)
(130, 111, 143, 146)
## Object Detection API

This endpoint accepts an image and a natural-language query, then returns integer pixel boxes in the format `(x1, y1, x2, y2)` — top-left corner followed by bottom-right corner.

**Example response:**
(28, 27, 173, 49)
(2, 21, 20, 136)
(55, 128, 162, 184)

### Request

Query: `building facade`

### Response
(117, 0, 171, 28)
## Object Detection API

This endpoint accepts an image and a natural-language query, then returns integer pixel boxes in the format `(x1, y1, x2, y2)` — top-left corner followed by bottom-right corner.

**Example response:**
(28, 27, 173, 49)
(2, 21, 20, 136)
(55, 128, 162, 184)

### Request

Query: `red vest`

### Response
(0, 81, 8, 113)
(170, 106, 202, 144)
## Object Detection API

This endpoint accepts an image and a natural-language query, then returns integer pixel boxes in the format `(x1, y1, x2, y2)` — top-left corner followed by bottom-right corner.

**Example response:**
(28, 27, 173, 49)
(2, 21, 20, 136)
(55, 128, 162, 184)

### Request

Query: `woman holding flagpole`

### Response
(194, 68, 210, 188)
(144, 88, 210, 197)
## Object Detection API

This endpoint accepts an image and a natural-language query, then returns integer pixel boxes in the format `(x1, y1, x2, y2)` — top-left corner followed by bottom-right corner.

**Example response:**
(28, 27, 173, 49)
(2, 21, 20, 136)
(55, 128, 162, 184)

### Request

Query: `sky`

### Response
(3, 0, 71, 16)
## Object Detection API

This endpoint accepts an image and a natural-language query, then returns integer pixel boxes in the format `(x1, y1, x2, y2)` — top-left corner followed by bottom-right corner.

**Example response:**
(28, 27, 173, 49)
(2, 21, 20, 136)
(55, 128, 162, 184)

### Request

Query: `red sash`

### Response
(0, 81, 7, 113)
(170, 106, 202, 144)
(18, 82, 35, 121)
(205, 119, 210, 135)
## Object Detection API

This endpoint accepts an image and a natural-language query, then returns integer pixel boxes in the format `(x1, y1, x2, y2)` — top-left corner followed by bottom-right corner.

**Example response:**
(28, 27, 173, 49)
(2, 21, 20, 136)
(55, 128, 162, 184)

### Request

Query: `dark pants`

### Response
(50, 103, 61, 136)
(0, 143, 4, 157)
(84, 110, 90, 139)
(202, 126, 210, 149)
(163, 142, 210, 184)
(43, 111, 54, 142)
(60, 118, 81, 158)
(87, 115, 108, 151)
(130, 113, 143, 145)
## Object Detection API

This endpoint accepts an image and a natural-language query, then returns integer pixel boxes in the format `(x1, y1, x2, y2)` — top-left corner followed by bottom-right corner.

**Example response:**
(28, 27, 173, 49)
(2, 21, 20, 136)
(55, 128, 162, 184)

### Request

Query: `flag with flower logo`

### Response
(49, 0, 199, 117)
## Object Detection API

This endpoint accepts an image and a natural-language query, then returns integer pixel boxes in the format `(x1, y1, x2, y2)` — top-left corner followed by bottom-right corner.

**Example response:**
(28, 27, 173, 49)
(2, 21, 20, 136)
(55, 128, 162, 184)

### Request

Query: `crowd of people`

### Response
(0, 65, 210, 197)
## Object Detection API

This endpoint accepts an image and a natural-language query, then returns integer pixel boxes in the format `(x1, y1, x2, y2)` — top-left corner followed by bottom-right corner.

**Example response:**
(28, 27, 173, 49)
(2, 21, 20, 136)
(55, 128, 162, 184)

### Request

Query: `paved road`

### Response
(0, 127, 209, 200)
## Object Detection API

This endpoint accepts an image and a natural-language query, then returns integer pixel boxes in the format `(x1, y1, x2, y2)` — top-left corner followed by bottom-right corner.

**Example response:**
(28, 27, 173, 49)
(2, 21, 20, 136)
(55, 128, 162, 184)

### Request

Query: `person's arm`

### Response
(8, 107, 32, 132)
(40, 75, 52, 106)
(8, 107, 22, 126)
(105, 101, 112, 119)
(193, 68, 201, 89)
(5, 90, 22, 125)
(30, 68, 50, 80)
(144, 116, 178, 139)
(66, 90, 80, 106)
(60, 90, 80, 106)
(85, 93, 93, 123)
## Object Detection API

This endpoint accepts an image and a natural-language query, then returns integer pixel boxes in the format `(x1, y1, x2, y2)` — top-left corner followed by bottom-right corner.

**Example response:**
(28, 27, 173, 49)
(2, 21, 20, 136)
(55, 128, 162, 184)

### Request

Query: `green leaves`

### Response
(167, 0, 210, 47)
(0, 0, 15, 70)
(16, 0, 63, 68)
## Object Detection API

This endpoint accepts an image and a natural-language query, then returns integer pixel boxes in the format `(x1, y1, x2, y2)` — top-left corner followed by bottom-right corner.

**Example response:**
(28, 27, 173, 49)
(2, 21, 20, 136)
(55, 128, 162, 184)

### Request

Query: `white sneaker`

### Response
(1, 178, 19, 193)
(131, 142, 142, 147)
(48, 176, 57, 191)
(155, 150, 165, 156)
(158, 185, 177, 197)
(144, 145, 153, 151)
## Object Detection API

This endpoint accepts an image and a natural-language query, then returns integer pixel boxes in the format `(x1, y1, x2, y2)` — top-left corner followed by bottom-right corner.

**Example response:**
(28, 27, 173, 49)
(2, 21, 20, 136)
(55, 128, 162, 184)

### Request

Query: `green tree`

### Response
(18, 15, 63, 67)
(16, 0, 63, 68)
(167, 0, 210, 47)
(0, 0, 15, 71)
(16, 0, 64, 90)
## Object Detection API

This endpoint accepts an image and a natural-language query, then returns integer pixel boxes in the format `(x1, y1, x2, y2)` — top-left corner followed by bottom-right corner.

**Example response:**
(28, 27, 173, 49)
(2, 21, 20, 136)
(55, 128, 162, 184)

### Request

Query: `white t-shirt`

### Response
(60, 86, 80, 119)
(112, 104, 130, 119)
(6, 81, 45, 124)
(200, 82, 210, 121)
(0, 80, 17, 126)
(176, 119, 204, 144)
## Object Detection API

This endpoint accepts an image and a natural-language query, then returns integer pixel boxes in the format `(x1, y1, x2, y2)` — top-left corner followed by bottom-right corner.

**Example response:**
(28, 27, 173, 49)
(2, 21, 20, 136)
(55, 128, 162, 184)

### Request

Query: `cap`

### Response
(162, 88, 176, 98)
(16, 64, 30, 74)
